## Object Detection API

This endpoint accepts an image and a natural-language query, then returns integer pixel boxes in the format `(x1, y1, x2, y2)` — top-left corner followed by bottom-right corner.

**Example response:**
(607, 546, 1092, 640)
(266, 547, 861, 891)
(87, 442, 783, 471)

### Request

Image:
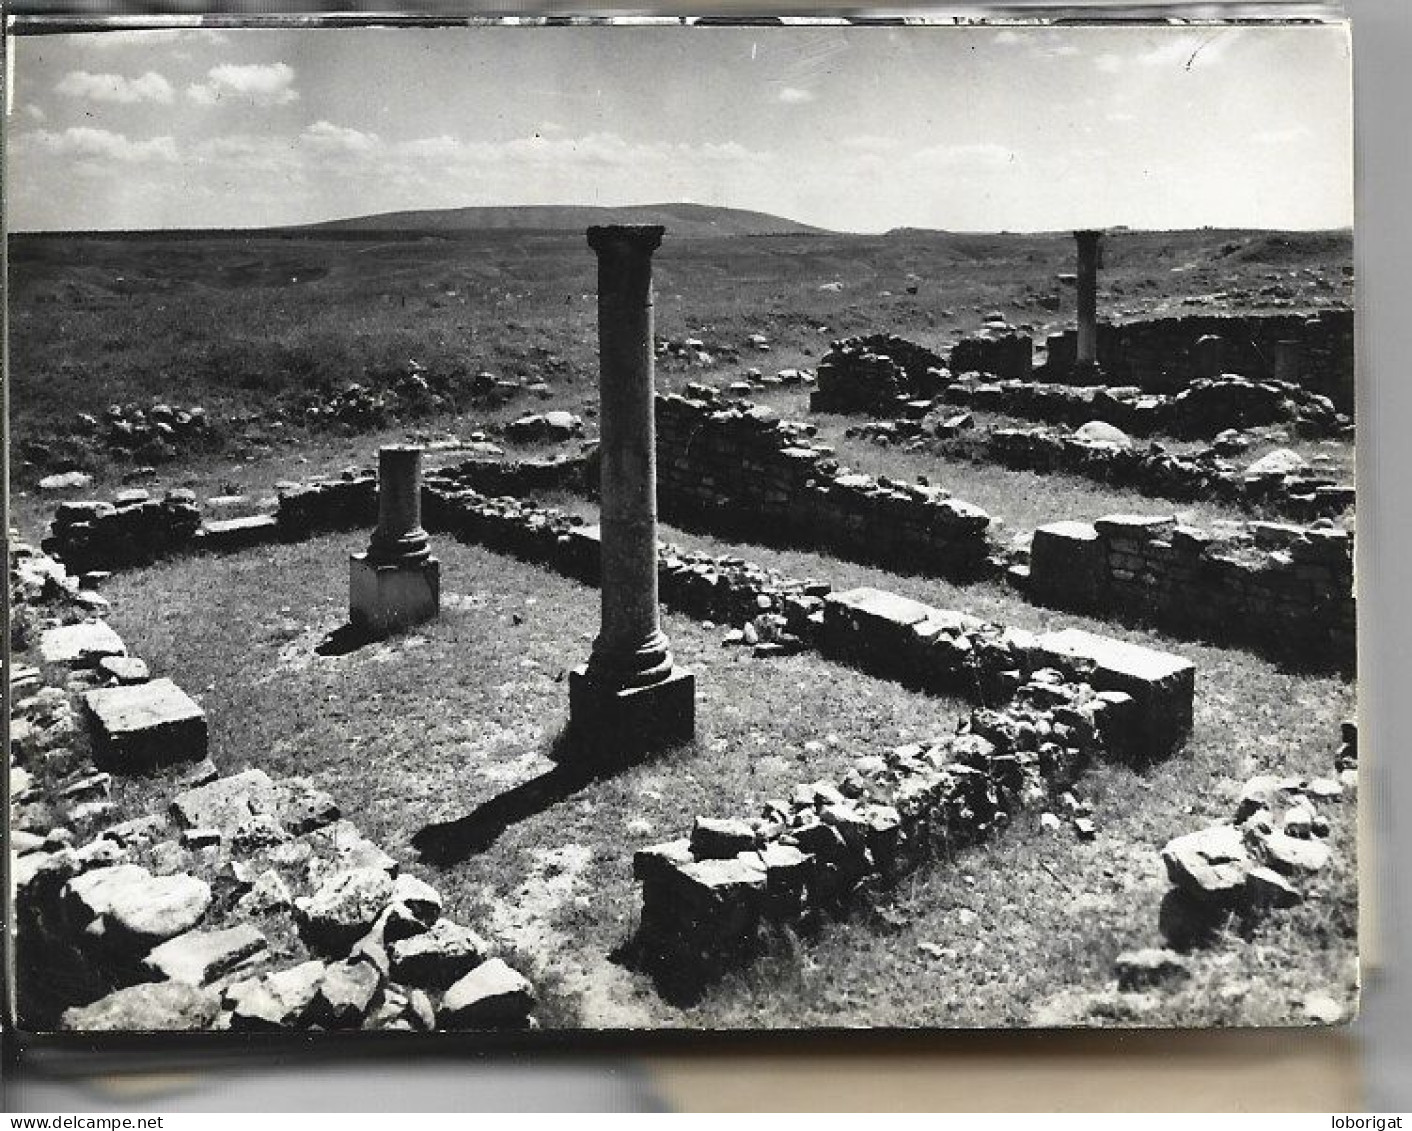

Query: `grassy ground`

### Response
(97, 522, 1356, 1029)
(9, 227, 1351, 488)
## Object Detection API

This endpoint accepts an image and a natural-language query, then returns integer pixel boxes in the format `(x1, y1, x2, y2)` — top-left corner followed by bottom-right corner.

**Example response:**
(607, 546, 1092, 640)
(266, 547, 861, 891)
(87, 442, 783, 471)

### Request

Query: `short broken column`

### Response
(568, 225, 695, 762)
(350, 445, 440, 639)
(1074, 229, 1103, 369)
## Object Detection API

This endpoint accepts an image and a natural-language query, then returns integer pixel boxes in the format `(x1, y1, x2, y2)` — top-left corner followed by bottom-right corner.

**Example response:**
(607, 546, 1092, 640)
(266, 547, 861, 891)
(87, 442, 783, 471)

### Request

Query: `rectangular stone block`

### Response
(821, 587, 935, 677)
(200, 515, 280, 552)
(567, 665, 696, 765)
(84, 678, 208, 772)
(1028, 521, 1106, 612)
(349, 553, 440, 639)
(40, 621, 127, 668)
(1034, 628, 1195, 760)
(1093, 514, 1177, 542)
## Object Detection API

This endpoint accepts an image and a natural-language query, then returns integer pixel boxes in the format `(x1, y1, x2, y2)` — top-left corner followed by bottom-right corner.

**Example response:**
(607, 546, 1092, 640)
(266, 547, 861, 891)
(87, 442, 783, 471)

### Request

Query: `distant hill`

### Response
(300, 202, 826, 238)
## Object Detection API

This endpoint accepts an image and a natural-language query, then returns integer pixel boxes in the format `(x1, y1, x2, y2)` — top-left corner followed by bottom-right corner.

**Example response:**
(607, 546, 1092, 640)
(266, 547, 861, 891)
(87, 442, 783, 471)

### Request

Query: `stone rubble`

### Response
(10, 540, 537, 1033)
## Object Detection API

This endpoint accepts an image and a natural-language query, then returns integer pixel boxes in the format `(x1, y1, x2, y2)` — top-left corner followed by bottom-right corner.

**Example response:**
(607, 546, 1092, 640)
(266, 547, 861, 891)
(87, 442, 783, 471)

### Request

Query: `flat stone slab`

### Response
(1093, 514, 1177, 542)
(64, 864, 212, 953)
(84, 678, 208, 772)
(62, 981, 222, 1032)
(827, 586, 935, 630)
(40, 621, 127, 667)
(144, 923, 269, 985)
(438, 958, 535, 1029)
(1035, 628, 1195, 759)
(171, 769, 277, 833)
(99, 655, 151, 685)
(201, 514, 280, 552)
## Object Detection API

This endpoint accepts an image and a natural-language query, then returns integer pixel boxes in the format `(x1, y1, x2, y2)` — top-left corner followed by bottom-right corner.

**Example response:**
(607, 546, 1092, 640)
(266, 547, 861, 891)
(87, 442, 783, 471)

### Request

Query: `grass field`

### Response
(96, 518, 1356, 1029)
(8, 226, 1352, 488)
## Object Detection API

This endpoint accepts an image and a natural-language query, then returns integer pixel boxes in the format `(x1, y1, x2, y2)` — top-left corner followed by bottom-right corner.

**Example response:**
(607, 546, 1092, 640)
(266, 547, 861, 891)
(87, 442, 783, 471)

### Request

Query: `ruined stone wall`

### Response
(811, 334, 949, 414)
(984, 427, 1354, 521)
(631, 672, 1137, 993)
(941, 374, 1348, 439)
(1025, 515, 1355, 671)
(655, 391, 994, 580)
(1041, 309, 1354, 410)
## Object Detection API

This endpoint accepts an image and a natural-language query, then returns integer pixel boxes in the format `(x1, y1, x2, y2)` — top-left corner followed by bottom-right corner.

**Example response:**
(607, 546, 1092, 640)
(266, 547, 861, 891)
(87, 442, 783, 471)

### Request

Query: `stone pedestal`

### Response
(349, 445, 440, 639)
(1074, 230, 1103, 369)
(567, 225, 695, 762)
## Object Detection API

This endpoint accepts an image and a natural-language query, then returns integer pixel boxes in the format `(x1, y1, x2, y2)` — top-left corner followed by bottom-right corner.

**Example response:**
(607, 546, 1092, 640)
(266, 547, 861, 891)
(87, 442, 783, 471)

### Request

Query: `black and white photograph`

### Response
(6, 16, 1359, 1037)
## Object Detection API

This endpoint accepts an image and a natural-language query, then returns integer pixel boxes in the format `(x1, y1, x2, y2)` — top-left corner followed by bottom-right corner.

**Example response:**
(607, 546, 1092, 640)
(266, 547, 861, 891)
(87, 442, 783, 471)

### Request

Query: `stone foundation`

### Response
(939, 373, 1348, 440)
(1023, 513, 1355, 671)
(655, 389, 993, 580)
(632, 672, 1138, 994)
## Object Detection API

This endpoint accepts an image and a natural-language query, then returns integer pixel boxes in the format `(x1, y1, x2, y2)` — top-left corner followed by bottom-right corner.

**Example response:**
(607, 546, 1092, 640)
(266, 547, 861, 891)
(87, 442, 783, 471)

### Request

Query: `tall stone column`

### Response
(1074, 229, 1103, 369)
(350, 445, 440, 638)
(569, 225, 694, 761)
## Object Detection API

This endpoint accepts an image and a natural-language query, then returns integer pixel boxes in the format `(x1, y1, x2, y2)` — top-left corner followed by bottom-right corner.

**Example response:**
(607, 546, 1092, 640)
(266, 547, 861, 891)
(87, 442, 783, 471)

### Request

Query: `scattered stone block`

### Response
(235, 869, 295, 917)
(84, 679, 208, 772)
(171, 769, 277, 834)
(295, 867, 395, 955)
(313, 958, 384, 1028)
(1246, 866, 1304, 910)
(388, 919, 488, 990)
(1254, 830, 1332, 876)
(64, 864, 212, 953)
(62, 981, 222, 1032)
(40, 621, 127, 668)
(225, 960, 327, 1030)
(689, 817, 757, 860)
(1115, 948, 1190, 991)
(144, 923, 269, 985)
(1160, 825, 1252, 904)
(438, 958, 535, 1029)
(98, 656, 150, 685)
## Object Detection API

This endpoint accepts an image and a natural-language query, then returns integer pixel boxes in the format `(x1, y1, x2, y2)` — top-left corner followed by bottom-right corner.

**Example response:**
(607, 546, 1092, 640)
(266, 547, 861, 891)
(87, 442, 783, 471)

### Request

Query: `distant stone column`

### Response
(1274, 339, 1303, 383)
(1074, 230, 1103, 368)
(569, 225, 694, 761)
(350, 445, 440, 638)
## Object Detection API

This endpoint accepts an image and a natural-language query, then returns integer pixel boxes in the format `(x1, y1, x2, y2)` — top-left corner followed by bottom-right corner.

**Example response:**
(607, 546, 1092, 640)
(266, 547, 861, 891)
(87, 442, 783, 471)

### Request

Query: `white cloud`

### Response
(56, 70, 175, 105)
(23, 104, 46, 122)
(776, 87, 815, 105)
(910, 142, 1018, 170)
(302, 120, 379, 153)
(23, 126, 179, 165)
(187, 62, 298, 107)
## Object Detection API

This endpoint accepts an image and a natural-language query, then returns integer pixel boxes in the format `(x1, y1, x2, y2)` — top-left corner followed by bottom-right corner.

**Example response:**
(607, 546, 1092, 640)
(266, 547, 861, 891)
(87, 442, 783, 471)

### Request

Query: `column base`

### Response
(350, 553, 440, 639)
(566, 664, 696, 765)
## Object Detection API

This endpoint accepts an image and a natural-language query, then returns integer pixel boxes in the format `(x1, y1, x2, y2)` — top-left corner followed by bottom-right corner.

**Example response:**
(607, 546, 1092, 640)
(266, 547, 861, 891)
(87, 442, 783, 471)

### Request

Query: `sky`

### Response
(4, 22, 1353, 233)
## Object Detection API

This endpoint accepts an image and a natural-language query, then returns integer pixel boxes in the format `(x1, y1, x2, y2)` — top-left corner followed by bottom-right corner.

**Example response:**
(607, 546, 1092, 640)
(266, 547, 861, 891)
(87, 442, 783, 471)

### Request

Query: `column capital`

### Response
(587, 224, 664, 255)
